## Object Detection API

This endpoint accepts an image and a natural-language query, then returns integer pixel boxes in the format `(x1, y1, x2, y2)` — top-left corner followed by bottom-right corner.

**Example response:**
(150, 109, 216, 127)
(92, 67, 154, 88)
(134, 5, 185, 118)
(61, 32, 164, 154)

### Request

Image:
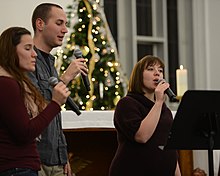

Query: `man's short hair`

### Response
(32, 3, 63, 31)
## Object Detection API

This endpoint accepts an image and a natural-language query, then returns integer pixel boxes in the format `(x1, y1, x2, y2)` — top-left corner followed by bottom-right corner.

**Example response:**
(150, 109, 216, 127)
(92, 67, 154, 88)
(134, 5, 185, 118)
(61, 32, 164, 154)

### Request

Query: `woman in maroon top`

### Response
(0, 27, 70, 175)
(109, 55, 181, 176)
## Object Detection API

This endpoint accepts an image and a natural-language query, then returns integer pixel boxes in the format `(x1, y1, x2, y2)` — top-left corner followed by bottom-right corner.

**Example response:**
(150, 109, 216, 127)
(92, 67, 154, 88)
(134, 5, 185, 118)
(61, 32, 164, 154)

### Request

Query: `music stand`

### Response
(165, 90, 220, 176)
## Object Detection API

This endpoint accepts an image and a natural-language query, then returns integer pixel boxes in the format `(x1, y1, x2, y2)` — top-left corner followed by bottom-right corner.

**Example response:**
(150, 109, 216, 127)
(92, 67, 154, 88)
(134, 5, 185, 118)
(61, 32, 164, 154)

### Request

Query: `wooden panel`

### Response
(64, 129, 193, 176)
(179, 150, 193, 176)
(64, 129, 117, 176)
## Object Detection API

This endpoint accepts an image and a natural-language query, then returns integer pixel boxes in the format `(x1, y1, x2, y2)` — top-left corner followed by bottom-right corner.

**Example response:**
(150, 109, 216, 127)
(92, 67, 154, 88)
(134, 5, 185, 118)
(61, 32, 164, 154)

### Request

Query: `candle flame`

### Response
(180, 65, 184, 70)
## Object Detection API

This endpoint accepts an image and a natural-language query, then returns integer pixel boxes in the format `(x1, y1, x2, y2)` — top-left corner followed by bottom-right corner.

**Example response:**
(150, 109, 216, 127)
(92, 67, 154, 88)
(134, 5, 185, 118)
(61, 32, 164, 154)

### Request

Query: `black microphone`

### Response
(73, 48, 90, 92)
(48, 77, 81, 116)
(157, 79, 178, 102)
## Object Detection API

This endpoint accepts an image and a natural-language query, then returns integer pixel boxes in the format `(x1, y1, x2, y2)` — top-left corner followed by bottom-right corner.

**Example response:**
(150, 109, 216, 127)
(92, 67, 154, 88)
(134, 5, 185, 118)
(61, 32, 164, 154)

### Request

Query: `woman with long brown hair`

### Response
(0, 27, 70, 176)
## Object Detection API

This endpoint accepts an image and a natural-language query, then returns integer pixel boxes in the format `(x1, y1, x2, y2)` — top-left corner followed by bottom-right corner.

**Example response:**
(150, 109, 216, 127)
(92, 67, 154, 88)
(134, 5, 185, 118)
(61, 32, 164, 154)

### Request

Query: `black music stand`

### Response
(165, 90, 220, 176)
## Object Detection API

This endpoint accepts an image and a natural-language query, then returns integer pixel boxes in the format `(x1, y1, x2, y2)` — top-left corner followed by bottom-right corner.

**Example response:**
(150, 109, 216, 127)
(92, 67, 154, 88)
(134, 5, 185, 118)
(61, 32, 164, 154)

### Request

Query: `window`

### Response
(136, 0, 152, 36)
(167, 0, 178, 92)
(104, 0, 178, 93)
(104, 0, 118, 46)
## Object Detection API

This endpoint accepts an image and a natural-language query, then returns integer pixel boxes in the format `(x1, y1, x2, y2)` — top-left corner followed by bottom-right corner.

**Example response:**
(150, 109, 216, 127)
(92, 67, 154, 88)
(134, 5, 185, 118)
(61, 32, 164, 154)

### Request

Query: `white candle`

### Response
(176, 65, 188, 97)
(99, 82, 104, 99)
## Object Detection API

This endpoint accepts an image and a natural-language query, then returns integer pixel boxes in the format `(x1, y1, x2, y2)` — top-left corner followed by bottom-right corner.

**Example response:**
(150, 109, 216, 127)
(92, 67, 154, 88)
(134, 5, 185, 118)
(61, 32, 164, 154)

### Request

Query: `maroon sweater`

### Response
(0, 76, 61, 172)
(109, 93, 177, 176)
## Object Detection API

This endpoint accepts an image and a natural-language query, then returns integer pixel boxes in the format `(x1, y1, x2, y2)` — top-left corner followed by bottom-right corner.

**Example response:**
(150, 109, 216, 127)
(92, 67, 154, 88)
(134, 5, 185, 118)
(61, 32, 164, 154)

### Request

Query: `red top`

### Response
(0, 76, 61, 172)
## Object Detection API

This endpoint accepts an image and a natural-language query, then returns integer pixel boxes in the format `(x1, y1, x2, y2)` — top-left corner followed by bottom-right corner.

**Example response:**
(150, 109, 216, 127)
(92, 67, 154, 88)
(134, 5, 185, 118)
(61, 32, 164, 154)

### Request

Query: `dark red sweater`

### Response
(109, 93, 177, 176)
(0, 76, 61, 172)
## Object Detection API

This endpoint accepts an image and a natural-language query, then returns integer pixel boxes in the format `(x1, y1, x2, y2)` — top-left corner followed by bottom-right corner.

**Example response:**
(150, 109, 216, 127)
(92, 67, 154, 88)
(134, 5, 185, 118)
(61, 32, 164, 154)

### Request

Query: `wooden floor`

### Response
(64, 128, 193, 176)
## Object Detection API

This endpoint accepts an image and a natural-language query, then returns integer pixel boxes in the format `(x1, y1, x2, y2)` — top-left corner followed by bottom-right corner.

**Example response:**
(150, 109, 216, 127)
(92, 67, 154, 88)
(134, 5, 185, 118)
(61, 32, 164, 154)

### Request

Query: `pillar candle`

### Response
(99, 82, 104, 99)
(176, 65, 188, 97)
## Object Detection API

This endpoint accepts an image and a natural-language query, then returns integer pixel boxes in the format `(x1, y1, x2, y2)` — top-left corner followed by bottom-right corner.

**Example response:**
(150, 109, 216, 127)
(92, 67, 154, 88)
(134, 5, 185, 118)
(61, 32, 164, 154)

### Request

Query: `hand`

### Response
(155, 79, 170, 102)
(60, 58, 88, 85)
(51, 82, 70, 106)
(63, 161, 73, 176)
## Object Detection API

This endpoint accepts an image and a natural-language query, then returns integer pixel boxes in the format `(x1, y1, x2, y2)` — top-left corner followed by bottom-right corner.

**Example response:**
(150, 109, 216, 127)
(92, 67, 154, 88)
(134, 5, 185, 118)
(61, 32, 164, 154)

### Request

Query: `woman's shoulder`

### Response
(117, 95, 142, 109)
(0, 76, 21, 102)
(120, 93, 145, 103)
(0, 76, 19, 88)
(0, 76, 16, 82)
(119, 95, 137, 103)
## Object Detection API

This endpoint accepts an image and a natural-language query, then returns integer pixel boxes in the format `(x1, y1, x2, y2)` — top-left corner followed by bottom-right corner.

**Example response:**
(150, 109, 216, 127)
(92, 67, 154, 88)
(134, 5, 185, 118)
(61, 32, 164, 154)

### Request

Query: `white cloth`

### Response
(214, 150, 220, 175)
(61, 110, 114, 129)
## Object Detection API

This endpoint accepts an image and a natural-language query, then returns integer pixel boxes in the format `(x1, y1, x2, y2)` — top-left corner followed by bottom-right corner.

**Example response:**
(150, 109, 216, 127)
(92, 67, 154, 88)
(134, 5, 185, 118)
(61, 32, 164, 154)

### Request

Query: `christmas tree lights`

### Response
(54, 0, 127, 111)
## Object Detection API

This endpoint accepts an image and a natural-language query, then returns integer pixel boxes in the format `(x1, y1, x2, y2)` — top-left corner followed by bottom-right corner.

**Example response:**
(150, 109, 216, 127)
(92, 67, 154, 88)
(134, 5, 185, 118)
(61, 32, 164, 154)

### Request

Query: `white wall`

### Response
(206, 0, 220, 89)
(191, 0, 220, 90)
(0, 0, 70, 34)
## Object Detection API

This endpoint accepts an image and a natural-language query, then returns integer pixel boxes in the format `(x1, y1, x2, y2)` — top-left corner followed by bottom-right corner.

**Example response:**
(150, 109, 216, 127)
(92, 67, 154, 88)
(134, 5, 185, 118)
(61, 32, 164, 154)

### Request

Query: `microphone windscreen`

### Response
(48, 77, 59, 86)
(73, 48, 82, 58)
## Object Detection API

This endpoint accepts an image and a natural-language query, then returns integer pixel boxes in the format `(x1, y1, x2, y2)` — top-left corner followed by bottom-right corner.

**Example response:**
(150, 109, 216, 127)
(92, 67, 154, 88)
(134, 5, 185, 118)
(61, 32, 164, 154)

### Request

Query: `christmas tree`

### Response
(55, 0, 127, 111)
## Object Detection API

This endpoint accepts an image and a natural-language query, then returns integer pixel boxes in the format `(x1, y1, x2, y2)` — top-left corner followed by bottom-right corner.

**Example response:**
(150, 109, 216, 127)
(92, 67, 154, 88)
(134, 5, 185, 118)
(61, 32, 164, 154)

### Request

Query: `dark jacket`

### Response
(28, 47, 68, 166)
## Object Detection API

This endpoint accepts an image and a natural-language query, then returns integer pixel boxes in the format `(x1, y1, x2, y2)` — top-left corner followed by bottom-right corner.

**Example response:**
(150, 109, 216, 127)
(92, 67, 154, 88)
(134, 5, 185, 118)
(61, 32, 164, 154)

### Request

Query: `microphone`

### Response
(157, 79, 178, 102)
(48, 77, 81, 116)
(73, 49, 90, 92)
